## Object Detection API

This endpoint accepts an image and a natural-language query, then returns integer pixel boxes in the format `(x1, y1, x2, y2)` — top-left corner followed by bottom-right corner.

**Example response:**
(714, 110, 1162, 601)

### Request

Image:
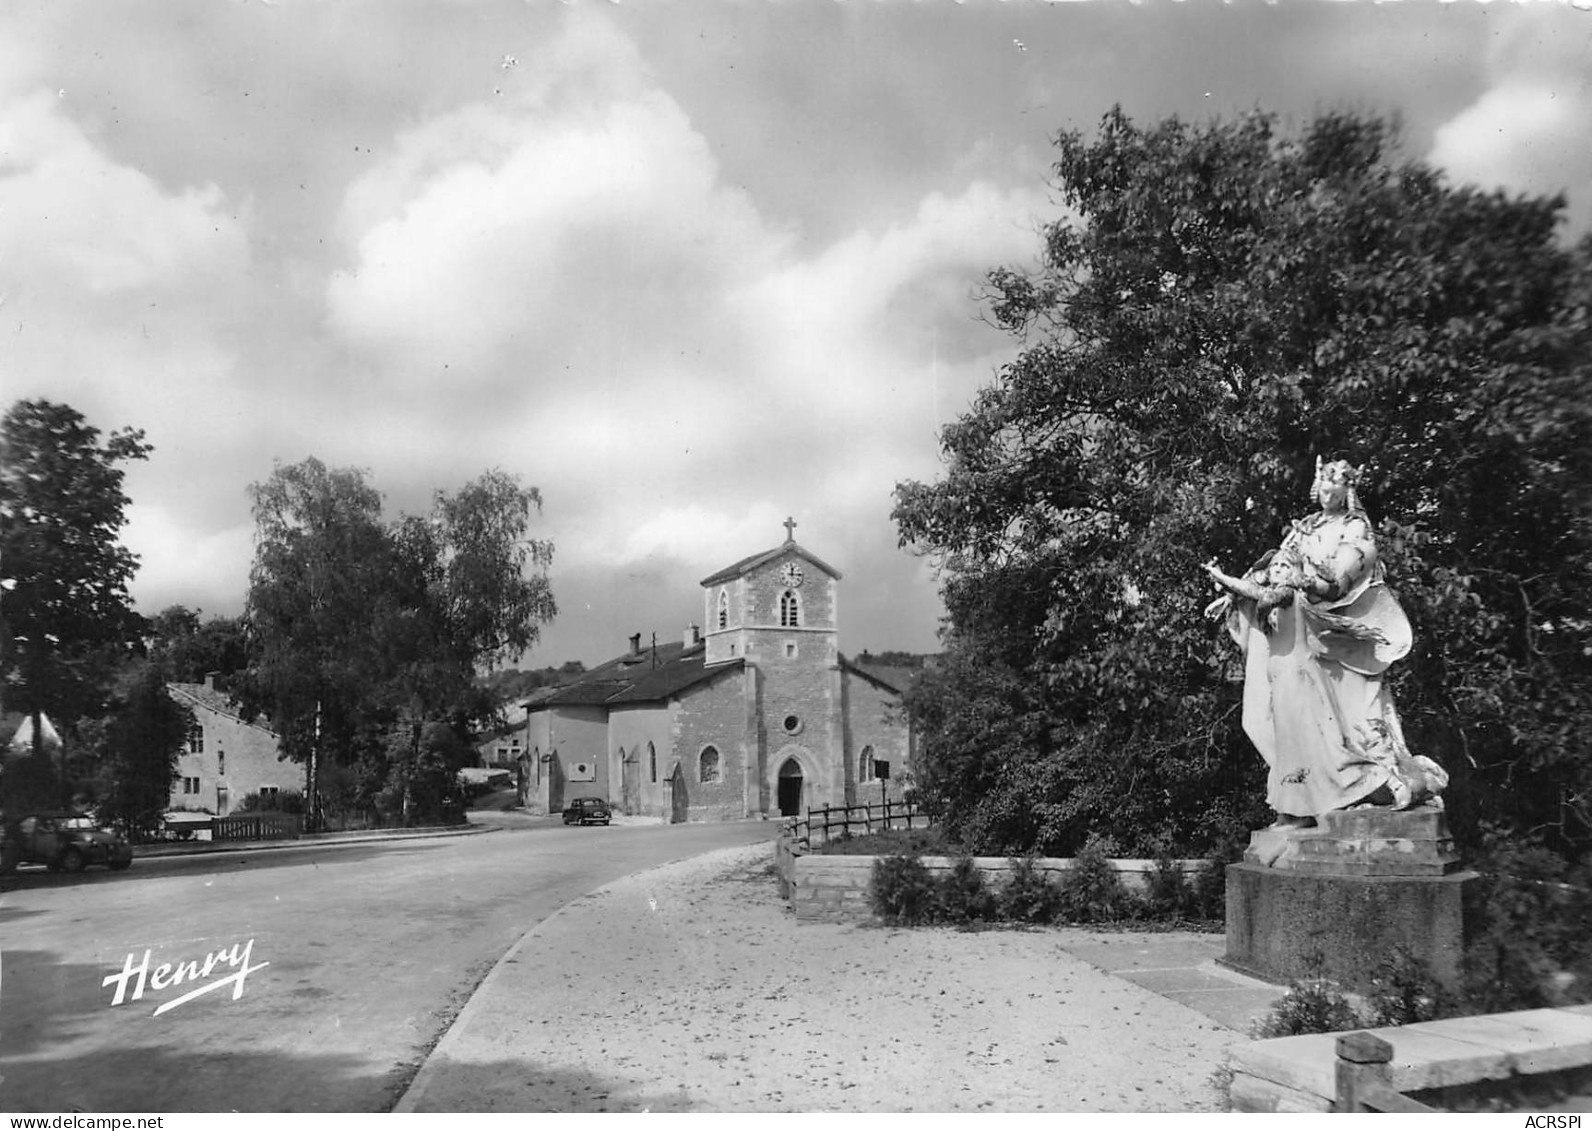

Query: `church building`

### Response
(522, 521, 911, 822)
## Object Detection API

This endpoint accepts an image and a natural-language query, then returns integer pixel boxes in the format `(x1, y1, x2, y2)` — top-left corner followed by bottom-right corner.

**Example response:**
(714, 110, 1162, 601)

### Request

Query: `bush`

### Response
(938, 855, 998, 925)
(1057, 839, 1138, 923)
(999, 855, 1062, 924)
(1252, 977, 1362, 1039)
(1145, 846, 1194, 919)
(870, 855, 939, 925)
(1460, 841, 1592, 1013)
(237, 789, 304, 814)
(1364, 948, 1459, 1028)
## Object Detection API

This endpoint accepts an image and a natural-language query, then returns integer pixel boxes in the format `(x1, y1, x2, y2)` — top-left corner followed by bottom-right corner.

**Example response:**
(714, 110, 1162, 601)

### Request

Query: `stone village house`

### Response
(166, 677, 290, 817)
(522, 525, 913, 822)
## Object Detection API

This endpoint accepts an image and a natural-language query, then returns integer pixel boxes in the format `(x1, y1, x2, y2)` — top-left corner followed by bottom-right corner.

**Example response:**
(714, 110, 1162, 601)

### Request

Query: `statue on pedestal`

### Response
(1203, 458, 1448, 830)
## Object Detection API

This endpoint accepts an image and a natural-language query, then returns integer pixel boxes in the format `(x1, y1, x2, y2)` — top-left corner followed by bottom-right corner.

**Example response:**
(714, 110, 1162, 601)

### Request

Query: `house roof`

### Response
(525, 640, 744, 710)
(698, 539, 843, 587)
(167, 682, 279, 736)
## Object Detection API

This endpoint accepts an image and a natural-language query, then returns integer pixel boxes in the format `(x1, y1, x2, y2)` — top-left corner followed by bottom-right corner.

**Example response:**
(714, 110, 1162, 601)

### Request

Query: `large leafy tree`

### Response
(145, 605, 250, 685)
(895, 108, 1591, 858)
(0, 400, 151, 792)
(95, 664, 192, 838)
(239, 458, 556, 826)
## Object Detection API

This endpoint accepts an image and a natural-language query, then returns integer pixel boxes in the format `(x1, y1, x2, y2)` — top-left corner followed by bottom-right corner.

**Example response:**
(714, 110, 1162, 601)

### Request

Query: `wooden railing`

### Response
(211, 812, 302, 843)
(785, 799, 930, 850)
(1334, 1033, 1436, 1113)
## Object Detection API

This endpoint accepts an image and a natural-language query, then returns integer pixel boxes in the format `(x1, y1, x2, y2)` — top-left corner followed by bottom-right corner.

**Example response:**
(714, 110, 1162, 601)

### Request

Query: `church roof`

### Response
(699, 539, 843, 587)
(842, 658, 915, 695)
(525, 640, 744, 709)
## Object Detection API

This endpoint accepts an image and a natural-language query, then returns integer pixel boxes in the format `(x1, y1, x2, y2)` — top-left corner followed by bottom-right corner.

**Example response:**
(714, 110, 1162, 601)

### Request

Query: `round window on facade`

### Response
(782, 714, 802, 735)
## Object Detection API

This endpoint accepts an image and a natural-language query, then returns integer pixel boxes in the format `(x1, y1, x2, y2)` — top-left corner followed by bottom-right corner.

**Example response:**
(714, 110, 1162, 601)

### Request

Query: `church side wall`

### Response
(673, 674, 754, 821)
(542, 706, 610, 813)
(608, 704, 672, 818)
(844, 675, 911, 803)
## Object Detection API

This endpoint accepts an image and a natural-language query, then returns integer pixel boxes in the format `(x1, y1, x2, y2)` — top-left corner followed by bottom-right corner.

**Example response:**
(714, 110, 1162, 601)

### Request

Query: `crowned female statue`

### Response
(1204, 458, 1447, 828)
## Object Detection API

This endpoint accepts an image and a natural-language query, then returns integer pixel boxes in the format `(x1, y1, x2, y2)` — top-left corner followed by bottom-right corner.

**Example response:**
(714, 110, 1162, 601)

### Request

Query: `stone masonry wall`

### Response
(843, 673, 909, 805)
(672, 671, 753, 821)
(169, 700, 287, 817)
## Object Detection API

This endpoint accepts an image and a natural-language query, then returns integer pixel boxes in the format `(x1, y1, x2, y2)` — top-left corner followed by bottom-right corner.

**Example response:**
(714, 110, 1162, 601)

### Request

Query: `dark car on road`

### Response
(561, 797, 612, 826)
(0, 812, 134, 874)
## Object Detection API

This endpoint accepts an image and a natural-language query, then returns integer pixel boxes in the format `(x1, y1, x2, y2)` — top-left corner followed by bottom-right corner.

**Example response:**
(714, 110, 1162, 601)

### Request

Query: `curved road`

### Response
(0, 814, 774, 1112)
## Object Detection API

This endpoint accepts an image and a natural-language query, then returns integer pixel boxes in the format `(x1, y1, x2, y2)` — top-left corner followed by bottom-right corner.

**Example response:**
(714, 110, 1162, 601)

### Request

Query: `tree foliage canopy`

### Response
(0, 399, 151, 751)
(894, 108, 1592, 858)
(238, 457, 557, 825)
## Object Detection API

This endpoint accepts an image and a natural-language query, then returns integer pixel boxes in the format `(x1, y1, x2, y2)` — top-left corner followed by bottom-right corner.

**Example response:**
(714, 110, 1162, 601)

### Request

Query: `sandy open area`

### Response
(400, 841, 1243, 1113)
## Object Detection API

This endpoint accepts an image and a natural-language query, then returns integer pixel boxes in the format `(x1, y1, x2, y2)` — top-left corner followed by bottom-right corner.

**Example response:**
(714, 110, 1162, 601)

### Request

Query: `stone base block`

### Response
(1222, 862, 1480, 991)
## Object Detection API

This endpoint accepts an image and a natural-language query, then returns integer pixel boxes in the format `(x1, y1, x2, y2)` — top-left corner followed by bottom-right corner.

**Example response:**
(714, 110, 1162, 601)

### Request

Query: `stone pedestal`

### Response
(1222, 805, 1479, 990)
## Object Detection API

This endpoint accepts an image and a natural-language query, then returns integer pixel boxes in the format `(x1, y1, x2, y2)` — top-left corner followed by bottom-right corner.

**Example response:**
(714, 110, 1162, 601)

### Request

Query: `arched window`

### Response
(859, 744, 874, 782)
(717, 590, 729, 630)
(699, 745, 721, 784)
(779, 589, 801, 627)
(648, 742, 657, 783)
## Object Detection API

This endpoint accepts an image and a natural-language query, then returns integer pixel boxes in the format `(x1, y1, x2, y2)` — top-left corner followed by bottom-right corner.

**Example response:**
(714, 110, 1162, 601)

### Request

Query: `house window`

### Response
(259, 785, 280, 805)
(218, 752, 226, 776)
(699, 745, 720, 784)
(860, 744, 875, 782)
(187, 724, 204, 755)
(182, 777, 201, 794)
(648, 742, 657, 783)
(779, 589, 801, 627)
(717, 589, 728, 630)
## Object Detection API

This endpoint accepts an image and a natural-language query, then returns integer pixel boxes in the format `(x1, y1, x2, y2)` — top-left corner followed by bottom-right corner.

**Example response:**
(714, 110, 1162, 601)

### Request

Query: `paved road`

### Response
(0, 815, 774, 1113)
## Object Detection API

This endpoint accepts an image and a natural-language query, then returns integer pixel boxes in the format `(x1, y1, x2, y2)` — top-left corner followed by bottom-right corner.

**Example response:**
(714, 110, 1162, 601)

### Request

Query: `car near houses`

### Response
(0, 812, 134, 874)
(561, 797, 612, 826)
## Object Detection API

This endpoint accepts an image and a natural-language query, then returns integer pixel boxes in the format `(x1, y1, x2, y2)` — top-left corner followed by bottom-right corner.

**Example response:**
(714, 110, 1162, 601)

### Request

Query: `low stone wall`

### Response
(780, 847, 1207, 923)
(1229, 1005, 1592, 1112)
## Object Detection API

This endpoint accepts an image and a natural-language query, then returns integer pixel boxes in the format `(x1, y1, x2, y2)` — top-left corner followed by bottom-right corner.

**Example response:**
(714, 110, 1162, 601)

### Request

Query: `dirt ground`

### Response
(399, 842, 1244, 1113)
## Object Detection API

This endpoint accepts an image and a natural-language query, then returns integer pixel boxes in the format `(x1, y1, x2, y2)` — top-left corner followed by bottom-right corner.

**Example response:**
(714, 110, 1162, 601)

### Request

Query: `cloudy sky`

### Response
(3, 0, 1588, 667)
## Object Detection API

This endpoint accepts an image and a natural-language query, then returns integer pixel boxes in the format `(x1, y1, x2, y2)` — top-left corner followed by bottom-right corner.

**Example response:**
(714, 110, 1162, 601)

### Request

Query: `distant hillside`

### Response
(479, 662, 587, 704)
(851, 650, 936, 670)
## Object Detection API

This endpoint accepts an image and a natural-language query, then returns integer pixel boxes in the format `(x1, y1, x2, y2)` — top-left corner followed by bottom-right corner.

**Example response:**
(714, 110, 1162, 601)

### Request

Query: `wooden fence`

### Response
(784, 799, 930, 850)
(211, 812, 302, 843)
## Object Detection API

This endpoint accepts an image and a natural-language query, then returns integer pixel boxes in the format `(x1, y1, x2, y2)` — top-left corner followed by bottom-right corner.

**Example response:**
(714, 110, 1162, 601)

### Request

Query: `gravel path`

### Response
(400, 842, 1242, 1112)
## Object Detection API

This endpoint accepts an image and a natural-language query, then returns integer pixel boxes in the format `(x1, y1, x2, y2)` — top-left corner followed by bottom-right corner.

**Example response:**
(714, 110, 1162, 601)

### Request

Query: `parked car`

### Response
(0, 812, 133, 874)
(561, 797, 612, 826)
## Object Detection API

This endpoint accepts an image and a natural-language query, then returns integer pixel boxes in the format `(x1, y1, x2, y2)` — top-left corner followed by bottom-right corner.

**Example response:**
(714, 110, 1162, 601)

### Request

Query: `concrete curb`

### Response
(391, 841, 766, 1113)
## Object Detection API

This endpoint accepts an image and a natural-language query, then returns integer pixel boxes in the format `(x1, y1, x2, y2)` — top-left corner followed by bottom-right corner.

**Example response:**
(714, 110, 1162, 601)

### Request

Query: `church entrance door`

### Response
(668, 763, 688, 824)
(777, 758, 804, 817)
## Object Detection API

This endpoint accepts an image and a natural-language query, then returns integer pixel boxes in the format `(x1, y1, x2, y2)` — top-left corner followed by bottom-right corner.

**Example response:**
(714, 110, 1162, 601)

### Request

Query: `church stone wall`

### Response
(609, 704, 673, 818)
(672, 672, 752, 821)
(536, 705, 609, 812)
(756, 657, 842, 813)
(844, 674, 911, 804)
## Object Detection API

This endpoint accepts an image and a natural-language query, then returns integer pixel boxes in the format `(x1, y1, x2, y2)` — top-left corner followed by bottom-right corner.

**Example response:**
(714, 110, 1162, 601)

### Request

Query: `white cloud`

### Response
(326, 87, 786, 380)
(0, 89, 249, 295)
(123, 509, 254, 618)
(1427, 18, 1592, 235)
